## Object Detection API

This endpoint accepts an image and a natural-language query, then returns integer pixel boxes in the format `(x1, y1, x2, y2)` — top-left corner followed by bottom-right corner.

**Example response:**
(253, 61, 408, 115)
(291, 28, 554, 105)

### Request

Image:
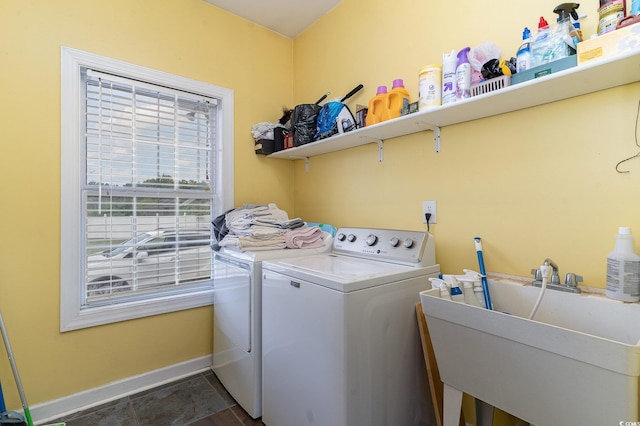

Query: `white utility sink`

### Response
(419, 275, 640, 426)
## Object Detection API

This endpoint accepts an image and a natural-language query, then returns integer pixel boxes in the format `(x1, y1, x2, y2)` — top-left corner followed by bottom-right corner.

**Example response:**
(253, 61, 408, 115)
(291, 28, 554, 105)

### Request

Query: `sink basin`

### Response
(419, 275, 640, 426)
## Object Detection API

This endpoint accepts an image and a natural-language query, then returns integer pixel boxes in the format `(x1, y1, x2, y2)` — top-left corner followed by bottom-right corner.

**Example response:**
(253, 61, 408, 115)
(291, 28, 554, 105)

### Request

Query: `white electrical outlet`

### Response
(422, 200, 437, 224)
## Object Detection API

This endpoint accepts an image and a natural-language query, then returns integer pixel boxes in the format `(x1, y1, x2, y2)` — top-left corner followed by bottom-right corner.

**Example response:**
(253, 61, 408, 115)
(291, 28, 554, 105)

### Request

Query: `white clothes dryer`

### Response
(212, 234, 332, 419)
(261, 227, 440, 426)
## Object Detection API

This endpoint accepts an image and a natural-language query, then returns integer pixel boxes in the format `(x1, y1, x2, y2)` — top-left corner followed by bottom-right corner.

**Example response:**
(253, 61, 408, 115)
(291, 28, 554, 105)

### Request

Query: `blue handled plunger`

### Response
(473, 237, 493, 310)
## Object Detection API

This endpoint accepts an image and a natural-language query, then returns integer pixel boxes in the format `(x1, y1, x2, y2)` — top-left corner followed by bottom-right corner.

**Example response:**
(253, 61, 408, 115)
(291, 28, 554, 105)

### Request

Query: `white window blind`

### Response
(60, 47, 234, 331)
(82, 69, 216, 306)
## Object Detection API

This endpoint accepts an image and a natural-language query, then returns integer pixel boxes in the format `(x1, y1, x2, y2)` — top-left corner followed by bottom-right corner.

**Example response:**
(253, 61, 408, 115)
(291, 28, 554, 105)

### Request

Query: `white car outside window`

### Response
(86, 229, 212, 299)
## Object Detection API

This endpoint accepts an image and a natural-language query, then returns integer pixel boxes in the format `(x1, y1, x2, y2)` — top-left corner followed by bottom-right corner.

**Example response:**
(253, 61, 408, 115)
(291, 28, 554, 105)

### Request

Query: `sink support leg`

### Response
(443, 383, 464, 426)
(476, 399, 495, 426)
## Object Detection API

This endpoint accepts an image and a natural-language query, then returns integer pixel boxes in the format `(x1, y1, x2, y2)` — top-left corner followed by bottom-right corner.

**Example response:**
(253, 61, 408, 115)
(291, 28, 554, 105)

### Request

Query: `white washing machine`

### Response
(261, 227, 440, 426)
(212, 235, 332, 419)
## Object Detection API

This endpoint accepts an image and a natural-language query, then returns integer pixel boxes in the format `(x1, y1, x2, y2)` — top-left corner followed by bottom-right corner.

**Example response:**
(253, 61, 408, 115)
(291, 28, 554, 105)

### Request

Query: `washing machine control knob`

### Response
(389, 237, 400, 247)
(347, 234, 357, 242)
(336, 233, 346, 241)
(365, 234, 378, 246)
(403, 238, 414, 248)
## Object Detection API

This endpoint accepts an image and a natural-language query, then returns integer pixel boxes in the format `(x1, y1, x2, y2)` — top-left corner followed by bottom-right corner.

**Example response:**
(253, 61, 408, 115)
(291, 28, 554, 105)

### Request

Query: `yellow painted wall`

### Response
(0, 0, 294, 409)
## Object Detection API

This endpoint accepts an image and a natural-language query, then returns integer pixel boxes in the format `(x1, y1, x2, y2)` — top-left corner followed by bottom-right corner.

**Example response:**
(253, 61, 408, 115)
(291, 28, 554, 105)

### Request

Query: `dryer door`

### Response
(213, 255, 252, 354)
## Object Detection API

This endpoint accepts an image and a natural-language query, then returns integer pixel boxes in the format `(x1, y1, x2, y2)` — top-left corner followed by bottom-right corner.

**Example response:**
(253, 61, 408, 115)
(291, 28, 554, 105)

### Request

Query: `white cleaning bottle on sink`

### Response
(606, 227, 640, 302)
(463, 269, 486, 308)
(459, 277, 483, 307)
(448, 277, 465, 302)
(429, 278, 452, 300)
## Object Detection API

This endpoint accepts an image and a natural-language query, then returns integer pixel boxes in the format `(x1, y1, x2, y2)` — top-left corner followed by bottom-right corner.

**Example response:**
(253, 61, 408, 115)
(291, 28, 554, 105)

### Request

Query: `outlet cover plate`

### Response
(422, 200, 436, 224)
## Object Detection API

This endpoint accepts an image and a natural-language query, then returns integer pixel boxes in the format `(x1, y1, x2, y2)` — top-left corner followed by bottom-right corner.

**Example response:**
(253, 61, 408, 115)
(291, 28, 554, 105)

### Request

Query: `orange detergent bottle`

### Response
(365, 86, 389, 126)
(387, 79, 410, 119)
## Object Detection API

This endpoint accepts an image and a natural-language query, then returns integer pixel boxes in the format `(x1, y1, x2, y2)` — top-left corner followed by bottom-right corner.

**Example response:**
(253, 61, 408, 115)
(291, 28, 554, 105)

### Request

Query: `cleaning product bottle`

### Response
(365, 86, 389, 126)
(516, 27, 532, 72)
(449, 277, 465, 302)
(387, 79, 410, 119)
(598, 0, 626, 35)
(429, 278, 452, 300)
(460, 278, 483, 307)
(473, 282, 487, 308)
(606, 227, 640, 302)
(418, 64, 442, 109)
(441, 50, 458, 105)
(463, 269, 487, 308)
(552, 3, 580, 58)
(531, 16, 551, 68)
(569, 9, 584, 45)
(455, 47, 471, 100)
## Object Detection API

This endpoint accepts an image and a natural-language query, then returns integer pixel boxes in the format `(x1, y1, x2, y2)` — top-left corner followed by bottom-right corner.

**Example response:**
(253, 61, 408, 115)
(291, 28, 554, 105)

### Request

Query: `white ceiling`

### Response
(202, 0, 342, 38)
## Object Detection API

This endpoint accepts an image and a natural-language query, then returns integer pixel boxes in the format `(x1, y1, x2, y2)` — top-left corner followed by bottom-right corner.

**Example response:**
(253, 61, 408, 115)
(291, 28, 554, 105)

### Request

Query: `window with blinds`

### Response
(82, 69, 215, 305)
(61, 47, 234, 331)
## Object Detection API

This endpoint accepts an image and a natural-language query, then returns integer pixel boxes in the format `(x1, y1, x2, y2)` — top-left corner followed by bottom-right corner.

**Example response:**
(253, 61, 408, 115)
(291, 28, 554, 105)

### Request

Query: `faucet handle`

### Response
(564, 273, 583, 288)
(531, 268, 542, 281)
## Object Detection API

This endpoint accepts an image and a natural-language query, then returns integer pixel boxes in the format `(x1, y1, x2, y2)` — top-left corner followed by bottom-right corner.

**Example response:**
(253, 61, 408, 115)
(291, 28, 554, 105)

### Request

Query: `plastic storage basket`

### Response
(471, 75, 511, 97)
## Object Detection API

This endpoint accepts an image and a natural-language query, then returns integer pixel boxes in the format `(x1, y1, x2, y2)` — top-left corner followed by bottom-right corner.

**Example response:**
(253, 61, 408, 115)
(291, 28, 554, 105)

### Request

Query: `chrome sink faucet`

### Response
(531, 258, 582, 293)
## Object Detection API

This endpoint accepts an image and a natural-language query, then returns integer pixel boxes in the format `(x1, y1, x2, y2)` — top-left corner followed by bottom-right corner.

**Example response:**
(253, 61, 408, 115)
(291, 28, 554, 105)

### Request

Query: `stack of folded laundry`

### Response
(216, 203, 326, 251)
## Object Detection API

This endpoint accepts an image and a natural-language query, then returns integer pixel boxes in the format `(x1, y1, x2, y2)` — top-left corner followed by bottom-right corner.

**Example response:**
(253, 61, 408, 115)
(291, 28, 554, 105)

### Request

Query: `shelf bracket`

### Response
(304, 157, 310, 173)
(415, 121, 441, 153)
(360, 136, 384, 162)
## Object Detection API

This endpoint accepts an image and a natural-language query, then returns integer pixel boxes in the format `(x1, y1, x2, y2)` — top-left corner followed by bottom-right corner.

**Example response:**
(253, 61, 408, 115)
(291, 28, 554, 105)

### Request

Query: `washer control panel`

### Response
(333, 227, 434, 266)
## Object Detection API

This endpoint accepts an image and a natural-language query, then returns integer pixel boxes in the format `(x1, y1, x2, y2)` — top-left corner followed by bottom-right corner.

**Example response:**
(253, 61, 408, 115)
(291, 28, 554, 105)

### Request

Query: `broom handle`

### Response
(340, 84, 363, 102)
(0, 312, 34, 426)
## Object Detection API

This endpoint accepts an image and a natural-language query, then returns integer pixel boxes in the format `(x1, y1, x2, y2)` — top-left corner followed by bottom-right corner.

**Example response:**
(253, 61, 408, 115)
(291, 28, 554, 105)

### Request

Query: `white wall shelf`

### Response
(267, 49, 640, 164)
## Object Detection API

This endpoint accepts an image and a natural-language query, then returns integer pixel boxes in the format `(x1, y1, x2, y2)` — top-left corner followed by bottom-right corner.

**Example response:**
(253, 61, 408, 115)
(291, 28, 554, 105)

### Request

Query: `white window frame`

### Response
(60, 47, 234, 331)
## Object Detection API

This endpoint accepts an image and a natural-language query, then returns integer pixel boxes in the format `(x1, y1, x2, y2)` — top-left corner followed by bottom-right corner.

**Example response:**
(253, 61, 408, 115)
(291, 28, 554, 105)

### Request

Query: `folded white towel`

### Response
(226, 203, 289, 226)
(219, 234, 286, 251)
(228, 225, 285, 239)
(285, 226, 325, 249)
(225, 204, 295, 237)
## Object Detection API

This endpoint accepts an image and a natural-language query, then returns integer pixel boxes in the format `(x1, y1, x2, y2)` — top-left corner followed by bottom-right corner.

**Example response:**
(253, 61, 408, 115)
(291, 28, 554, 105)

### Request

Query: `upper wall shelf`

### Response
(267, 49, 640, 161)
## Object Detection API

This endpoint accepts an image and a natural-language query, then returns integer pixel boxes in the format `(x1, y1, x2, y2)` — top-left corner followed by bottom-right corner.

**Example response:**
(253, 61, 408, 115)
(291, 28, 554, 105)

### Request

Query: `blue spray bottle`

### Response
(516, 27, 532, 72)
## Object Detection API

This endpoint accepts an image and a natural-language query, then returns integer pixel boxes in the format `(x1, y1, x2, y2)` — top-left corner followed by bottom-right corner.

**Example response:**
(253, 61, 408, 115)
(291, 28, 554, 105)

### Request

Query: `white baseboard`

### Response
(31, 354, 213, 425)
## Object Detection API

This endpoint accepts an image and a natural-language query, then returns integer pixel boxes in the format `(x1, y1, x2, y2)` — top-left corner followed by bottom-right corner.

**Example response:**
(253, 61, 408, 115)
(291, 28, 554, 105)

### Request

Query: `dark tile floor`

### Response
(49, 370, 265, 425)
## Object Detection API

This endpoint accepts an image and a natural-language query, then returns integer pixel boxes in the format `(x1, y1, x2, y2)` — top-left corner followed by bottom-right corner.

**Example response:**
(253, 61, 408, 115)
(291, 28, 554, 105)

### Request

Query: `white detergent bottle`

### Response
(606, 227, 640, 302)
